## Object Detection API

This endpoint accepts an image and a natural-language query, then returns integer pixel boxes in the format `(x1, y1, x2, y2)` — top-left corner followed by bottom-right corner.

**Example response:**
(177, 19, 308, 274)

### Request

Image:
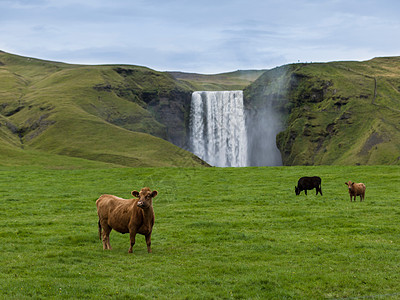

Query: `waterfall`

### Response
(189, 91, 248, 167)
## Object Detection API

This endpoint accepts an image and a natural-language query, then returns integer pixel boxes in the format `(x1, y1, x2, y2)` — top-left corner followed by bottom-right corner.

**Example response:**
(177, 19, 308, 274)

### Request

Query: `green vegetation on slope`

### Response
(169, 69, 265, 91)
(1, 166, 400, 298)
(2, 50, 400, 167)
(245, 57, 400, 165)
(0, 51, 206, 167)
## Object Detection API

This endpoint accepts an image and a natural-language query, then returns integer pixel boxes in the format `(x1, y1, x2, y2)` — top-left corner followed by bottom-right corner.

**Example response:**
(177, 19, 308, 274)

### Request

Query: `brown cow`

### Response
(96, 187, 158, 253)
(345, 181, 366, 202)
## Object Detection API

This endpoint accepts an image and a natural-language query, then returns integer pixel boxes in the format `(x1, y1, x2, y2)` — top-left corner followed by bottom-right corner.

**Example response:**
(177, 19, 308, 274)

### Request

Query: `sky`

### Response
(1, 0, 400, 74)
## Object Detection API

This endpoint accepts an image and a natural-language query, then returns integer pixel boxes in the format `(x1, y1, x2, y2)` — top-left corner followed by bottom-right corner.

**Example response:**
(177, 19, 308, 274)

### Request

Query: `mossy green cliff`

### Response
(245, 57, 400, 165)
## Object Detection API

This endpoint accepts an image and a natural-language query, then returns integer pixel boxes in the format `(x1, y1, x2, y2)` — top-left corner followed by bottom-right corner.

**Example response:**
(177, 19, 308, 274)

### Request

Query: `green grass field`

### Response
(1, 165, 399, 299)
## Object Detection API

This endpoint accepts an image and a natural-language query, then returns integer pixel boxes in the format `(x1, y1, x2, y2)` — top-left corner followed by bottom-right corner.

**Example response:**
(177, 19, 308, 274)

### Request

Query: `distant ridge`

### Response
(168, 69, 266, 91)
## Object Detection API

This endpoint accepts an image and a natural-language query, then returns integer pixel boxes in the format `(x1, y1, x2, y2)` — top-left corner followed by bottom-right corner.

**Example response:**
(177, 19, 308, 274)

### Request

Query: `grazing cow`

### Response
(96, 187, 158, 253)
(345, 181, 366, 202)
(295, 176, 322, 195)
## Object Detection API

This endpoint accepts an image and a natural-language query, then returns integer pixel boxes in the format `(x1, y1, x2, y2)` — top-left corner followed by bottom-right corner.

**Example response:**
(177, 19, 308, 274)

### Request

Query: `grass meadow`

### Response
(1, 165, 400, 299)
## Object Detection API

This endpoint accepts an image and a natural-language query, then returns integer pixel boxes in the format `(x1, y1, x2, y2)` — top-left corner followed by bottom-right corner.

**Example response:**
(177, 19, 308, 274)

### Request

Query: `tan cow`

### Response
(345, 181, 366, 202)
(96, 187, 158, 253)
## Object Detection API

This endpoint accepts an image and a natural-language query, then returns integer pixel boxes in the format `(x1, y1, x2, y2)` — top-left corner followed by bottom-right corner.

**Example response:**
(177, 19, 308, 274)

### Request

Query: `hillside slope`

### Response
(245, 57, 400, 165)
(169, 70, 265, 91)
(0, 51, 206, 168)
(3, 50, 399, 167)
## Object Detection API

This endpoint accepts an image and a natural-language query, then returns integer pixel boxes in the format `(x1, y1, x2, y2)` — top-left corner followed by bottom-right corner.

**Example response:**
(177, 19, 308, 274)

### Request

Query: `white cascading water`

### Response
(189, 91, 248, 167)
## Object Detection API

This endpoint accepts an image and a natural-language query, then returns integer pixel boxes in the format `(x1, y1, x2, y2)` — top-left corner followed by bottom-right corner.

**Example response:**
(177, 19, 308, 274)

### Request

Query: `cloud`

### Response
(1, 0, 400, 73)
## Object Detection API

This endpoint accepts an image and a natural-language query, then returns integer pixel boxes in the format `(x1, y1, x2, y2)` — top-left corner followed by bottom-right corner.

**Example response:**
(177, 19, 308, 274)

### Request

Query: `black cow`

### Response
(295, 176, 322, 195)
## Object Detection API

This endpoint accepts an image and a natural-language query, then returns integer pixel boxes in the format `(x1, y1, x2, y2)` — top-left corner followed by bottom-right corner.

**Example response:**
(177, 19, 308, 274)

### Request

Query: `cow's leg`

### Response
(128, 230, 137, 253)
(101, 224, 112, 250)
(106, 231, 112, 250)
(98, 220, 102, 240)
(305, 190, 307, 195)
(145, 233, 152, 253)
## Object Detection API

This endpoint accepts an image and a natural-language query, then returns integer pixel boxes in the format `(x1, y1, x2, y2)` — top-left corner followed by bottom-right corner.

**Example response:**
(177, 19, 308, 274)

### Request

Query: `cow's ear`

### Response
(132, 190, 140, 197)
(151, 190, 158, 198)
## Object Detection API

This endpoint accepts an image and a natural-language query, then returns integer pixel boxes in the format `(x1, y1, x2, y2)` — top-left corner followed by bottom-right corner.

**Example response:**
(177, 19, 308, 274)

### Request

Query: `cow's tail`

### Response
(98, 220, 102, 240)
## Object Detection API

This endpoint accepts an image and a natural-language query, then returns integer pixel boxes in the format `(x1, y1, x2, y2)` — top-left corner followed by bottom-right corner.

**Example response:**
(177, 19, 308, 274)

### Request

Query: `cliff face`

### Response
(91, 67, 194, 148)
(245, 58, 400, 166)
(146, 88, 192, 149)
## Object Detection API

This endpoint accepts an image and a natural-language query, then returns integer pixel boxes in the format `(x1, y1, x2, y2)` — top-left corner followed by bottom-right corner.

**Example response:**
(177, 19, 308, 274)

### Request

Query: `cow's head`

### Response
(132, 187, 158, 209)
(345, 181, 353, 190)
(295, 186, 300, 195)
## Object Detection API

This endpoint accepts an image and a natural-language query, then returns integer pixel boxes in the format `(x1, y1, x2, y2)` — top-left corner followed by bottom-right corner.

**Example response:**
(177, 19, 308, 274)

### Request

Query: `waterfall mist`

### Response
(246, 101, 284, 166)
(189, 91, 248, 167)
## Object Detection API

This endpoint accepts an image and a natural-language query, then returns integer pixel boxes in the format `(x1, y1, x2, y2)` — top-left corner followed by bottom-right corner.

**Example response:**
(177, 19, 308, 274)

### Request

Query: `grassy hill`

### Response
(2, 50, 400, 167)
(0, 51, 209, 168)
(244, 57, 400, 165)
(168, 69, 265, 91)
